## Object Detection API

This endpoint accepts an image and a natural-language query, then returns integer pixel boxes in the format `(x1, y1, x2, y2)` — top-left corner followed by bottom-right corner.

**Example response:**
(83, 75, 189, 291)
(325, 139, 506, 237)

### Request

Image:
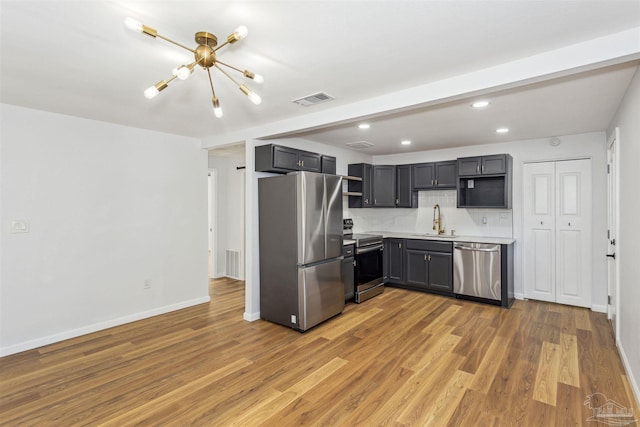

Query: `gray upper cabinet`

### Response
(457, 154, 508, 176)
(255, 144, 322, 173)
(372, 165, 396, 207)
(412, 161, 456, 189)
(348, 163, 373, 208)
(457, 154, 513, 209)
(412, 163, 435, 189)
(434, 161, 457, 187)
(321, 155, 336, 175)
(395, 164, 417, 208)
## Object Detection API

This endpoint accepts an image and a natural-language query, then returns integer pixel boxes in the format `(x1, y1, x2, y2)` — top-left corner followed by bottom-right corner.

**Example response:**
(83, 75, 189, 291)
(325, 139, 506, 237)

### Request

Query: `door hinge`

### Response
(607, 164, 610, 174)
(608, 295, 611, 305)
(607, 229, 610, 239)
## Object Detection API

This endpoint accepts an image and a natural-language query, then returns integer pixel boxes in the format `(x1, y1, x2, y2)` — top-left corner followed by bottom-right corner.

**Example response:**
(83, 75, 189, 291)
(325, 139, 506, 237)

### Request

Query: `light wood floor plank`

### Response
(533, 341, 561, 406)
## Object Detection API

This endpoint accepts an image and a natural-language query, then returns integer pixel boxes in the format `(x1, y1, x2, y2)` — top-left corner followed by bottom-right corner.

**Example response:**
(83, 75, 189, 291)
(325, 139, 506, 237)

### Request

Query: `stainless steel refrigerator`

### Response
(258, 171, 344, 331)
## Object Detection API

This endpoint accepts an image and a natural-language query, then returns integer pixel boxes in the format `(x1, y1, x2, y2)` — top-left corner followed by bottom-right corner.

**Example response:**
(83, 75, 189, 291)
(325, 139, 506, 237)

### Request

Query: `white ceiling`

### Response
(1, 1, 639, 155)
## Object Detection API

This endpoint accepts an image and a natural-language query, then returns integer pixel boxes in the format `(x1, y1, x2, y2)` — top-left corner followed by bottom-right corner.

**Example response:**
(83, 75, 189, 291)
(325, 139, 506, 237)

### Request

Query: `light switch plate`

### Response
(11, 220, 29, 233)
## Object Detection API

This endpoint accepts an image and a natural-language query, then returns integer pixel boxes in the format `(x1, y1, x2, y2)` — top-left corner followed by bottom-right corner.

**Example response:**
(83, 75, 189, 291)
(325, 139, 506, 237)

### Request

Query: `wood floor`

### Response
(1, 278, 637, 426)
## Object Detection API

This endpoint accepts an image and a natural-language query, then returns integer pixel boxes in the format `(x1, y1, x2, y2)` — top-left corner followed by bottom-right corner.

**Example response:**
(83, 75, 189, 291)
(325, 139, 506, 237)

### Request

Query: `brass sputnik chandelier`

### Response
(125, 17, 263, 118)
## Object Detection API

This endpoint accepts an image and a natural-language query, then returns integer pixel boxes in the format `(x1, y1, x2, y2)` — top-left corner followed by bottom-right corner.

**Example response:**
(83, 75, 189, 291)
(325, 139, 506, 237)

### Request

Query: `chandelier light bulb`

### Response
(234, 25, 249, 40)
(252, 73, 264, 84)
(144, 86, 159, 99)
(176, 65, 192, 80)
(212, 98, 223, 118)
(248, 91, 262, 105)
(124, 17, 143, 33)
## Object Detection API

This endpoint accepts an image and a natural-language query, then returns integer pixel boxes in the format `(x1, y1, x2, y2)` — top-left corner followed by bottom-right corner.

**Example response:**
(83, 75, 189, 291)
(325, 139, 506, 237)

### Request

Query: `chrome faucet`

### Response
(433, 204, 445, 235)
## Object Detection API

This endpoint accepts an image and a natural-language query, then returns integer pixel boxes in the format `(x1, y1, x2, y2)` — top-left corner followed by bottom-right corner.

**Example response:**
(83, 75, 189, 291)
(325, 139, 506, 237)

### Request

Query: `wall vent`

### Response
(292, 92, 334, 107)
(346, 141, 375, 149)
(225, 249, 241, 279)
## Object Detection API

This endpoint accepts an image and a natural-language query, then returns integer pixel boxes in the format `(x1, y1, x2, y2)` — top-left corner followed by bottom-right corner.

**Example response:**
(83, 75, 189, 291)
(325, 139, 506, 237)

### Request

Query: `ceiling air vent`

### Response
(346, 141, 374, 149)
(292, 92, 334, 107)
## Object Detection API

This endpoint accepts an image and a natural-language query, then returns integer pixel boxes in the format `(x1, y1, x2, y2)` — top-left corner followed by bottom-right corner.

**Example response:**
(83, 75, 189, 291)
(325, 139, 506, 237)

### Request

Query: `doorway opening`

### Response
(207, 144, 247, 282)
(607, 128, 620, 344)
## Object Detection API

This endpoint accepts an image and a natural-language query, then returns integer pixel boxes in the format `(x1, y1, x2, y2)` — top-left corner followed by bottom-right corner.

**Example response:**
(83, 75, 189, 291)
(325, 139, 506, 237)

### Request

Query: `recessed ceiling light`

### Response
(401, 140, 411, 145)
(471, 101, 490, 108)
(358, 123, 370, 129)
(496, 127, 509, 134)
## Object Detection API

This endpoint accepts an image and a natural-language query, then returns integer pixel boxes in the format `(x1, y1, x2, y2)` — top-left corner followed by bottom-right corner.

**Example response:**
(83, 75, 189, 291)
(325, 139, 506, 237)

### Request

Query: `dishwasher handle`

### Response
(454, 245, 500, 253)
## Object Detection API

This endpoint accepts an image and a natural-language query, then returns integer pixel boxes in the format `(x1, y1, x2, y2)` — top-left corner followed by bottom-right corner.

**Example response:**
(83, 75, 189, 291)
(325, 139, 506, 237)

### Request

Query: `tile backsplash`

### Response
(344, 190, 513, 238)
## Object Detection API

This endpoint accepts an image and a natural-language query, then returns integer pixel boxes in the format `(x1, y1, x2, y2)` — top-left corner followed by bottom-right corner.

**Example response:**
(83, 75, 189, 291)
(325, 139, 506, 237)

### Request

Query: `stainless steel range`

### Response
(344, 219, 384, 303)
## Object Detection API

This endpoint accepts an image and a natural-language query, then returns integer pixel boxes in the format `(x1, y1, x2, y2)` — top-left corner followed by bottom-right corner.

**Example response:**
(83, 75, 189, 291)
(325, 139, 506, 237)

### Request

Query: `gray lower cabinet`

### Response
(342, 244, 355, 301)
(386, 238, 453, 295)
(405, 250, 453, 293)
(384, 238, 405, 284)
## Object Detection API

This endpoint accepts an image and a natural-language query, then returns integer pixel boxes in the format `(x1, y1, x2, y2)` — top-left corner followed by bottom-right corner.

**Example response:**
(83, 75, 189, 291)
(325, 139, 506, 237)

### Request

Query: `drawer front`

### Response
(405, 239, 452, 253)
(343, 244, 355, 257)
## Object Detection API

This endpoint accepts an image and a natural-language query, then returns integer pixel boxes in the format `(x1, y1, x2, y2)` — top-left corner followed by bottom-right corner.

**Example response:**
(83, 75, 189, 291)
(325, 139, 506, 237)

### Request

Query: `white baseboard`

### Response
(591, 304, 607, 313)
(243, 311, 260, 322)
(0, 296, 211, 357)
(618, 340, 640, 408)
(514, 292, 525, 300)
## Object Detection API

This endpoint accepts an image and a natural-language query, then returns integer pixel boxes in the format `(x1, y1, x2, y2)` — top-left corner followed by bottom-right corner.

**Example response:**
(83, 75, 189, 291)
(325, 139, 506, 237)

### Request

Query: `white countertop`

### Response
(364, 231, 515, 245)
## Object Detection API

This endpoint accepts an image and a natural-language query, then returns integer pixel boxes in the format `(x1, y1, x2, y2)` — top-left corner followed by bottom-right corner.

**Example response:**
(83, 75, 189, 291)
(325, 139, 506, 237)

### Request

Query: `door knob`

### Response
(606, 253, 616, 259)
(540, 221, 543, 225)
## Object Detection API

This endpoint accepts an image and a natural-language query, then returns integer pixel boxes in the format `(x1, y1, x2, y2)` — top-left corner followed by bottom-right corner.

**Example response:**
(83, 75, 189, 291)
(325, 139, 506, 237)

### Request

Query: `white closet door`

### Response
(555, 159, 591, 307)
(524, 162, 556, 302)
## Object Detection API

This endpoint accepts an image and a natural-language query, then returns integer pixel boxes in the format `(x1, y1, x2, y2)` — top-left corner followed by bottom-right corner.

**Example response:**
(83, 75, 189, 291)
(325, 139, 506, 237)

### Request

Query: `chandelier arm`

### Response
(215, 60, 245, 74)
(206, 68, 218, 99)
(214, 64, 243, 87)
(213, 40, 230, 52)
(156, 33, 196, 53)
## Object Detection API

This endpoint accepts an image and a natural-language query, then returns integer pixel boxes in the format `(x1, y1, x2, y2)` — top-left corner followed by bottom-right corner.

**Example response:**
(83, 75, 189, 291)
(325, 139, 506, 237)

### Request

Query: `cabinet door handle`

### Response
(482, 165, 485, 173)
(431, 179, 434, 185)
(424, 254, 427, 261)
(428, 254, 431, 262)
(364, 198, 369, 204)
(477, 165, 480, 173)
(398, 243, 402, 249)
(396, 199, 399, 204)
(434, 179, 438, 186)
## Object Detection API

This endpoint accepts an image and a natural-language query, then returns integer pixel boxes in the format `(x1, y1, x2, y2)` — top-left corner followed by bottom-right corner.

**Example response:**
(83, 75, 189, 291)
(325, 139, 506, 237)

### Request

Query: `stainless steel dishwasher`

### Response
(453, 242, 501, 300)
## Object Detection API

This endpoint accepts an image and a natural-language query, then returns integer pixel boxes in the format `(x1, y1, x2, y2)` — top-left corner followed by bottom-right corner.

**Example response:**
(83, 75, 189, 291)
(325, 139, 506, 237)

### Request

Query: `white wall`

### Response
(608, 67, 640, 404)
(208, 152, 245, 279)
(0, 104, 210, 356)
(365, 132, 609, 309)
(243, 138, 371, 320)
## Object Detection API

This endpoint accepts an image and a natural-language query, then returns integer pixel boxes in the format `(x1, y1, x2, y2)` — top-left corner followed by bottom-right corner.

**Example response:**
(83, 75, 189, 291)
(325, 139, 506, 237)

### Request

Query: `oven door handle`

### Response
(356, 244, 383, 254)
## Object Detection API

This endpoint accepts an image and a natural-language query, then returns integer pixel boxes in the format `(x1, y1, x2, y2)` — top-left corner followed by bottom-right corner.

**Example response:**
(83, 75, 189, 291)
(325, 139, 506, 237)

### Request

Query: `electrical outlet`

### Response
(11, 220, 29, 233)
(144, 279, 151, 289)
